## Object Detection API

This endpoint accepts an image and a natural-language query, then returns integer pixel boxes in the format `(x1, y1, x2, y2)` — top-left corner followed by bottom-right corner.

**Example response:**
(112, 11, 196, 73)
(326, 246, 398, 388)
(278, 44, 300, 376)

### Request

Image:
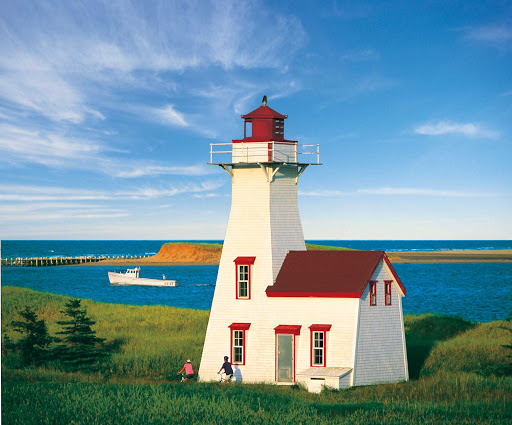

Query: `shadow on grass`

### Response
(405, 314, 475, 379)
(103, 338, 126, 353)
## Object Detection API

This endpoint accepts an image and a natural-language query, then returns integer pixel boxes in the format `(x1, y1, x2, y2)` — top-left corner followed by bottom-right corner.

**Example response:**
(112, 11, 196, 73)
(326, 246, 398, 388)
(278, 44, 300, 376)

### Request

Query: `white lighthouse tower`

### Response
(198, 98, 320, 382)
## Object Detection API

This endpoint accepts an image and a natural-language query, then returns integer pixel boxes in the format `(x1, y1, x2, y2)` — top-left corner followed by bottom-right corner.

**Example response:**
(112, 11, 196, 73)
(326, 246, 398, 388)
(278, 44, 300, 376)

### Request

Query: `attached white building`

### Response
(199, 100, 408, 392)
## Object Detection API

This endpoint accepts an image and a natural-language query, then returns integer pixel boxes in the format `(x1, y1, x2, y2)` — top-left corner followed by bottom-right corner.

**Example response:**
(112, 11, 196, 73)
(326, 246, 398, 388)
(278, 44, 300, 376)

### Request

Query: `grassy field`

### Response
(2, 286, 511, 424)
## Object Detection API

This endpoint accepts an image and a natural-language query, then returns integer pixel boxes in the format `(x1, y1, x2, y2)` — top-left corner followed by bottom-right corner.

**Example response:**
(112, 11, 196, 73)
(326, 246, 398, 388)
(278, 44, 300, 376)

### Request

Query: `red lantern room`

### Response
(233, 97, 294, 143)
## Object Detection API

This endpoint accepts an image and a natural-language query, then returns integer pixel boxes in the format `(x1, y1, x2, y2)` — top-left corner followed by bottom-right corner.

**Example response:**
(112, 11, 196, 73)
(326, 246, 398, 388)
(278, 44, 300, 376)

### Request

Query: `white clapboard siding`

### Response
(352, 262, 409, 386)
(199, 164, 307, 382)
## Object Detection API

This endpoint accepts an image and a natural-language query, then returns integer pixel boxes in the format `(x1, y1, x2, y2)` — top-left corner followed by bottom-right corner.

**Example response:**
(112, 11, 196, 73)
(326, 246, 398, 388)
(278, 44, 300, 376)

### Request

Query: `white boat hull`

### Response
(108, 272, 178, 287)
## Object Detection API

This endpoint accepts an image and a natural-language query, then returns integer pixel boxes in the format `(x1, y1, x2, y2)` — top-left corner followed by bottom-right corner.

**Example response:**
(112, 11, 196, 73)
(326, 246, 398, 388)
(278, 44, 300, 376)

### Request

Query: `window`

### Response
(309, 325, 331, 367)
(385, 280, 392, 306)
(369, 281, 377, 306)
(233, 330, 244, 363)
(229, 323, 250, 365)
(234, 257, 255, 300)
(312, 332, 324, 365)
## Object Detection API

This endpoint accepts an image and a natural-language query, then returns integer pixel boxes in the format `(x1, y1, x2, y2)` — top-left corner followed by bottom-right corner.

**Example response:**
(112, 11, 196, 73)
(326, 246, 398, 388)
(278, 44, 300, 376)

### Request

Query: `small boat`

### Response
(108, 267, 178, 287)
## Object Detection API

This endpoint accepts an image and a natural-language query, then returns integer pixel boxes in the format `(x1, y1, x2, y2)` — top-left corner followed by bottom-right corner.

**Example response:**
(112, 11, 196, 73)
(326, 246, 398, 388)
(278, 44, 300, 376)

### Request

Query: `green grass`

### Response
(403, 313, 476, 379)
(160, 242, 354, 251)
(161, 242, 223, 250)
(1, 286, 209, 379)
(2, 286, 511, 424)
(305, 243, 355, 251)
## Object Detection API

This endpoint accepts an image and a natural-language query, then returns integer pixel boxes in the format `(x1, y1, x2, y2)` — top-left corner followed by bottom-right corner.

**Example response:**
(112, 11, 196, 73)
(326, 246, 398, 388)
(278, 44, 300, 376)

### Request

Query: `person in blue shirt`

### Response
(218, 356, 233, 382)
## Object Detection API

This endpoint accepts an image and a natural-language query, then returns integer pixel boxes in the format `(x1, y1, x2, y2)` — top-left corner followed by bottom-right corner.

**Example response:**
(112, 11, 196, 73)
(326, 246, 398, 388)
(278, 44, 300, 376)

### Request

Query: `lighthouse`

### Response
(198, 99, 320, 382)
(198, 99, 408, 391)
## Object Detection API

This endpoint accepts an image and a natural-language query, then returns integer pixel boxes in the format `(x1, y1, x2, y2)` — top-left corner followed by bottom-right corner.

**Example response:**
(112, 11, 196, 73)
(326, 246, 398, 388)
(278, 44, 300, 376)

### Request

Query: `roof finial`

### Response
(262, 95, 267, 106)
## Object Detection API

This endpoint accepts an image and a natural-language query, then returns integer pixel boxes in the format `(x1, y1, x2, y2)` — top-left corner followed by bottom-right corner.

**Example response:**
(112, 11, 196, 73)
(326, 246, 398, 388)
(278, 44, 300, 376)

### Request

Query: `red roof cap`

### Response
(266, 251, 406, 297)
(309, 324, 332, 331)
(274, 325, 301, 335)
(241, 105, 288, 120)
(234, 256, 256, 265)
(229, 323, 251, 330)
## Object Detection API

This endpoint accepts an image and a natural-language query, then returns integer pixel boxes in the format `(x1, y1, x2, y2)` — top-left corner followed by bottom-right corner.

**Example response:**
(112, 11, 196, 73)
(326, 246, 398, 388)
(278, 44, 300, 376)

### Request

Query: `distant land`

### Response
(91, 242, 512, 266)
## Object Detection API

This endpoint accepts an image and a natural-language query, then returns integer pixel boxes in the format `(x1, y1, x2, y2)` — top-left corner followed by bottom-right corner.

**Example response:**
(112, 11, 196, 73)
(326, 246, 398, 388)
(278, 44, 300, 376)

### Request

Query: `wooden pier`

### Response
(1, 255, 147, 267)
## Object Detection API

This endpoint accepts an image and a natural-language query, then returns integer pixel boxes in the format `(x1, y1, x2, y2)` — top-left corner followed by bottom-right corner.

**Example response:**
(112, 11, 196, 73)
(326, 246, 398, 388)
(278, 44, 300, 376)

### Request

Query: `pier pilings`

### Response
(0, 255, 148, 267)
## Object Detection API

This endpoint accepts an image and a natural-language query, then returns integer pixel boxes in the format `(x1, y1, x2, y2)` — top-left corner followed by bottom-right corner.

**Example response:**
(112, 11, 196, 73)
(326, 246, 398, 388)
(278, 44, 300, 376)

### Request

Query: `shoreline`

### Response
(75, 249, 512, 266)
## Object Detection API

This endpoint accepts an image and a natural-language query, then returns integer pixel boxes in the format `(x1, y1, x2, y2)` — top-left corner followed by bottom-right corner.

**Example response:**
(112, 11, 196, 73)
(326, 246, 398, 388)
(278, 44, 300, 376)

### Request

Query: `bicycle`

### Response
(218, 372, 233, 383)
(177, 372, 195, 382)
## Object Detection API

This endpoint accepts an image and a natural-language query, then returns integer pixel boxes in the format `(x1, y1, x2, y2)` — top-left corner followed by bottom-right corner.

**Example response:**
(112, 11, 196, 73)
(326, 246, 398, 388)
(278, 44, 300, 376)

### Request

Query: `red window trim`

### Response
(369, 280, 377, 306)
(234, 257, 255, 300)
(274, 325, 300, 382)
(229, 323, 250, 366)
(309, 325, 331, 367)
(384, 280, 392, 306)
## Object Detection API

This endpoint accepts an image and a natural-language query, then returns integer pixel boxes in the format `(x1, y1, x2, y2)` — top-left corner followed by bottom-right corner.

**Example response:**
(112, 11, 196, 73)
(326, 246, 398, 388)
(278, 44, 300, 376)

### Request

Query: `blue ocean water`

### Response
(2, 240, 512, 259)
(2, 240, 511, 322)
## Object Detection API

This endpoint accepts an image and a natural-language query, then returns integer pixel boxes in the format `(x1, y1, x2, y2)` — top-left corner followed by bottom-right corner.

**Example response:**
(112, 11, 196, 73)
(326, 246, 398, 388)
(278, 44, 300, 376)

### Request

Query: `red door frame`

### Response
(274, 325, 301, 382)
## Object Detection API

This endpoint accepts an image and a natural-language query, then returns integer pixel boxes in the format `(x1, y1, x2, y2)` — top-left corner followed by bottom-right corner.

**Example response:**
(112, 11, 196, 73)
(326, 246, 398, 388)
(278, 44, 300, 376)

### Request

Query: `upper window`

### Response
(229, 323, 250, 365)
(238, 265, 249, 298)
(369, 281, 377, 306)
(384, 280, 392, 306)
(309, 325, 331, 367)
(234, 257, 255, 300)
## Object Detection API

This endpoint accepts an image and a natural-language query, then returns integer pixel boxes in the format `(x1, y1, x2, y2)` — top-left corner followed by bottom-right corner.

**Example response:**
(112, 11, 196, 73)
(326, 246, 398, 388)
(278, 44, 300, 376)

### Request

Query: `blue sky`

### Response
(0, 0, 510, 240)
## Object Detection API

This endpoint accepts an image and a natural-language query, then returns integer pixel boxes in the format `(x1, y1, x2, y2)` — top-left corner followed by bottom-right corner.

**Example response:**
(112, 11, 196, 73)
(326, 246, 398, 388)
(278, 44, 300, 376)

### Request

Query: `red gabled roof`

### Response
(266, 250, 406, 298)
(241, 105, 288, 120)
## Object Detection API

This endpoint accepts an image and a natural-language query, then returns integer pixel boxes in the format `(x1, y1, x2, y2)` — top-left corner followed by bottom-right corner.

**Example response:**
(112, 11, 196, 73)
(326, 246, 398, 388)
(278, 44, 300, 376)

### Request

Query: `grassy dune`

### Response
(1, 286, 208, 379)
(2, 286, 512, 424)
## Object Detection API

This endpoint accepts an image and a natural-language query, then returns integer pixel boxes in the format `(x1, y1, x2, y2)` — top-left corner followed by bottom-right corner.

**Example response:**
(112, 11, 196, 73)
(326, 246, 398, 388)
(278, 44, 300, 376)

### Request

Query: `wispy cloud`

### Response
(0, 123, 107, 166)
(0, 181, 224, 202)
(464, 24, 512, 47)
(151, 104, 189, 127)
(115, 164, 211, 178)
(357, 187, 499, 197)
(299, 189, 347, 197)
(340, 48, 380, 62)
(0, 203, 129, 222)
(0, 0, 305, 124)
(0, 123, 213, 177)
(414, 121, 499, 139)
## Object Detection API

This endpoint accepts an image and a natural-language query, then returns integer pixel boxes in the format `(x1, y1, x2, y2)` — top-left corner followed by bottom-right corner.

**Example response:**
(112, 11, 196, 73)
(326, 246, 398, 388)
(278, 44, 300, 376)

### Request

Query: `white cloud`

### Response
(340, 48, 380, 61)
(0, 123, 214, 177)
(0, 0, 305, 123)
(464, 24, 512, 45)
(152, 104, 189, 127)
(414, 121, 499, 139)
(357, 187, 498, 197)
(299, 189, 347, 197)
(0, 123, 105, 166)
(115, 164, 212, 178)
(0, 181, 224, 202)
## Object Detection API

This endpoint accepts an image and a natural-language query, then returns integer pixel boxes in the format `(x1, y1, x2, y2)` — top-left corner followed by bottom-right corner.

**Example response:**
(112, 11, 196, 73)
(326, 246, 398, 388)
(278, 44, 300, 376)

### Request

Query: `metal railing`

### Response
(209, 141, 320, 164)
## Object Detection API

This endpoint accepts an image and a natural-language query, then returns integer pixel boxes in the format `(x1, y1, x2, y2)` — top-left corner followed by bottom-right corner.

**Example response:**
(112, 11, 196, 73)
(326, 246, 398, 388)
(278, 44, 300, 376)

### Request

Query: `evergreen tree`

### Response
(8, 306, 54, 366)
(55, 299, 109, 371)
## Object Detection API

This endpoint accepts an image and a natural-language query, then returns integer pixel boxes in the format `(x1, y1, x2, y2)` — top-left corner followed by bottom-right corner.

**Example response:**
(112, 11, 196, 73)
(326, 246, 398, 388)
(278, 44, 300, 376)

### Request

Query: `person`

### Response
(163, 274, 166, 280)
(217, 356, 233, 382)
(178, 359, 194, 381)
